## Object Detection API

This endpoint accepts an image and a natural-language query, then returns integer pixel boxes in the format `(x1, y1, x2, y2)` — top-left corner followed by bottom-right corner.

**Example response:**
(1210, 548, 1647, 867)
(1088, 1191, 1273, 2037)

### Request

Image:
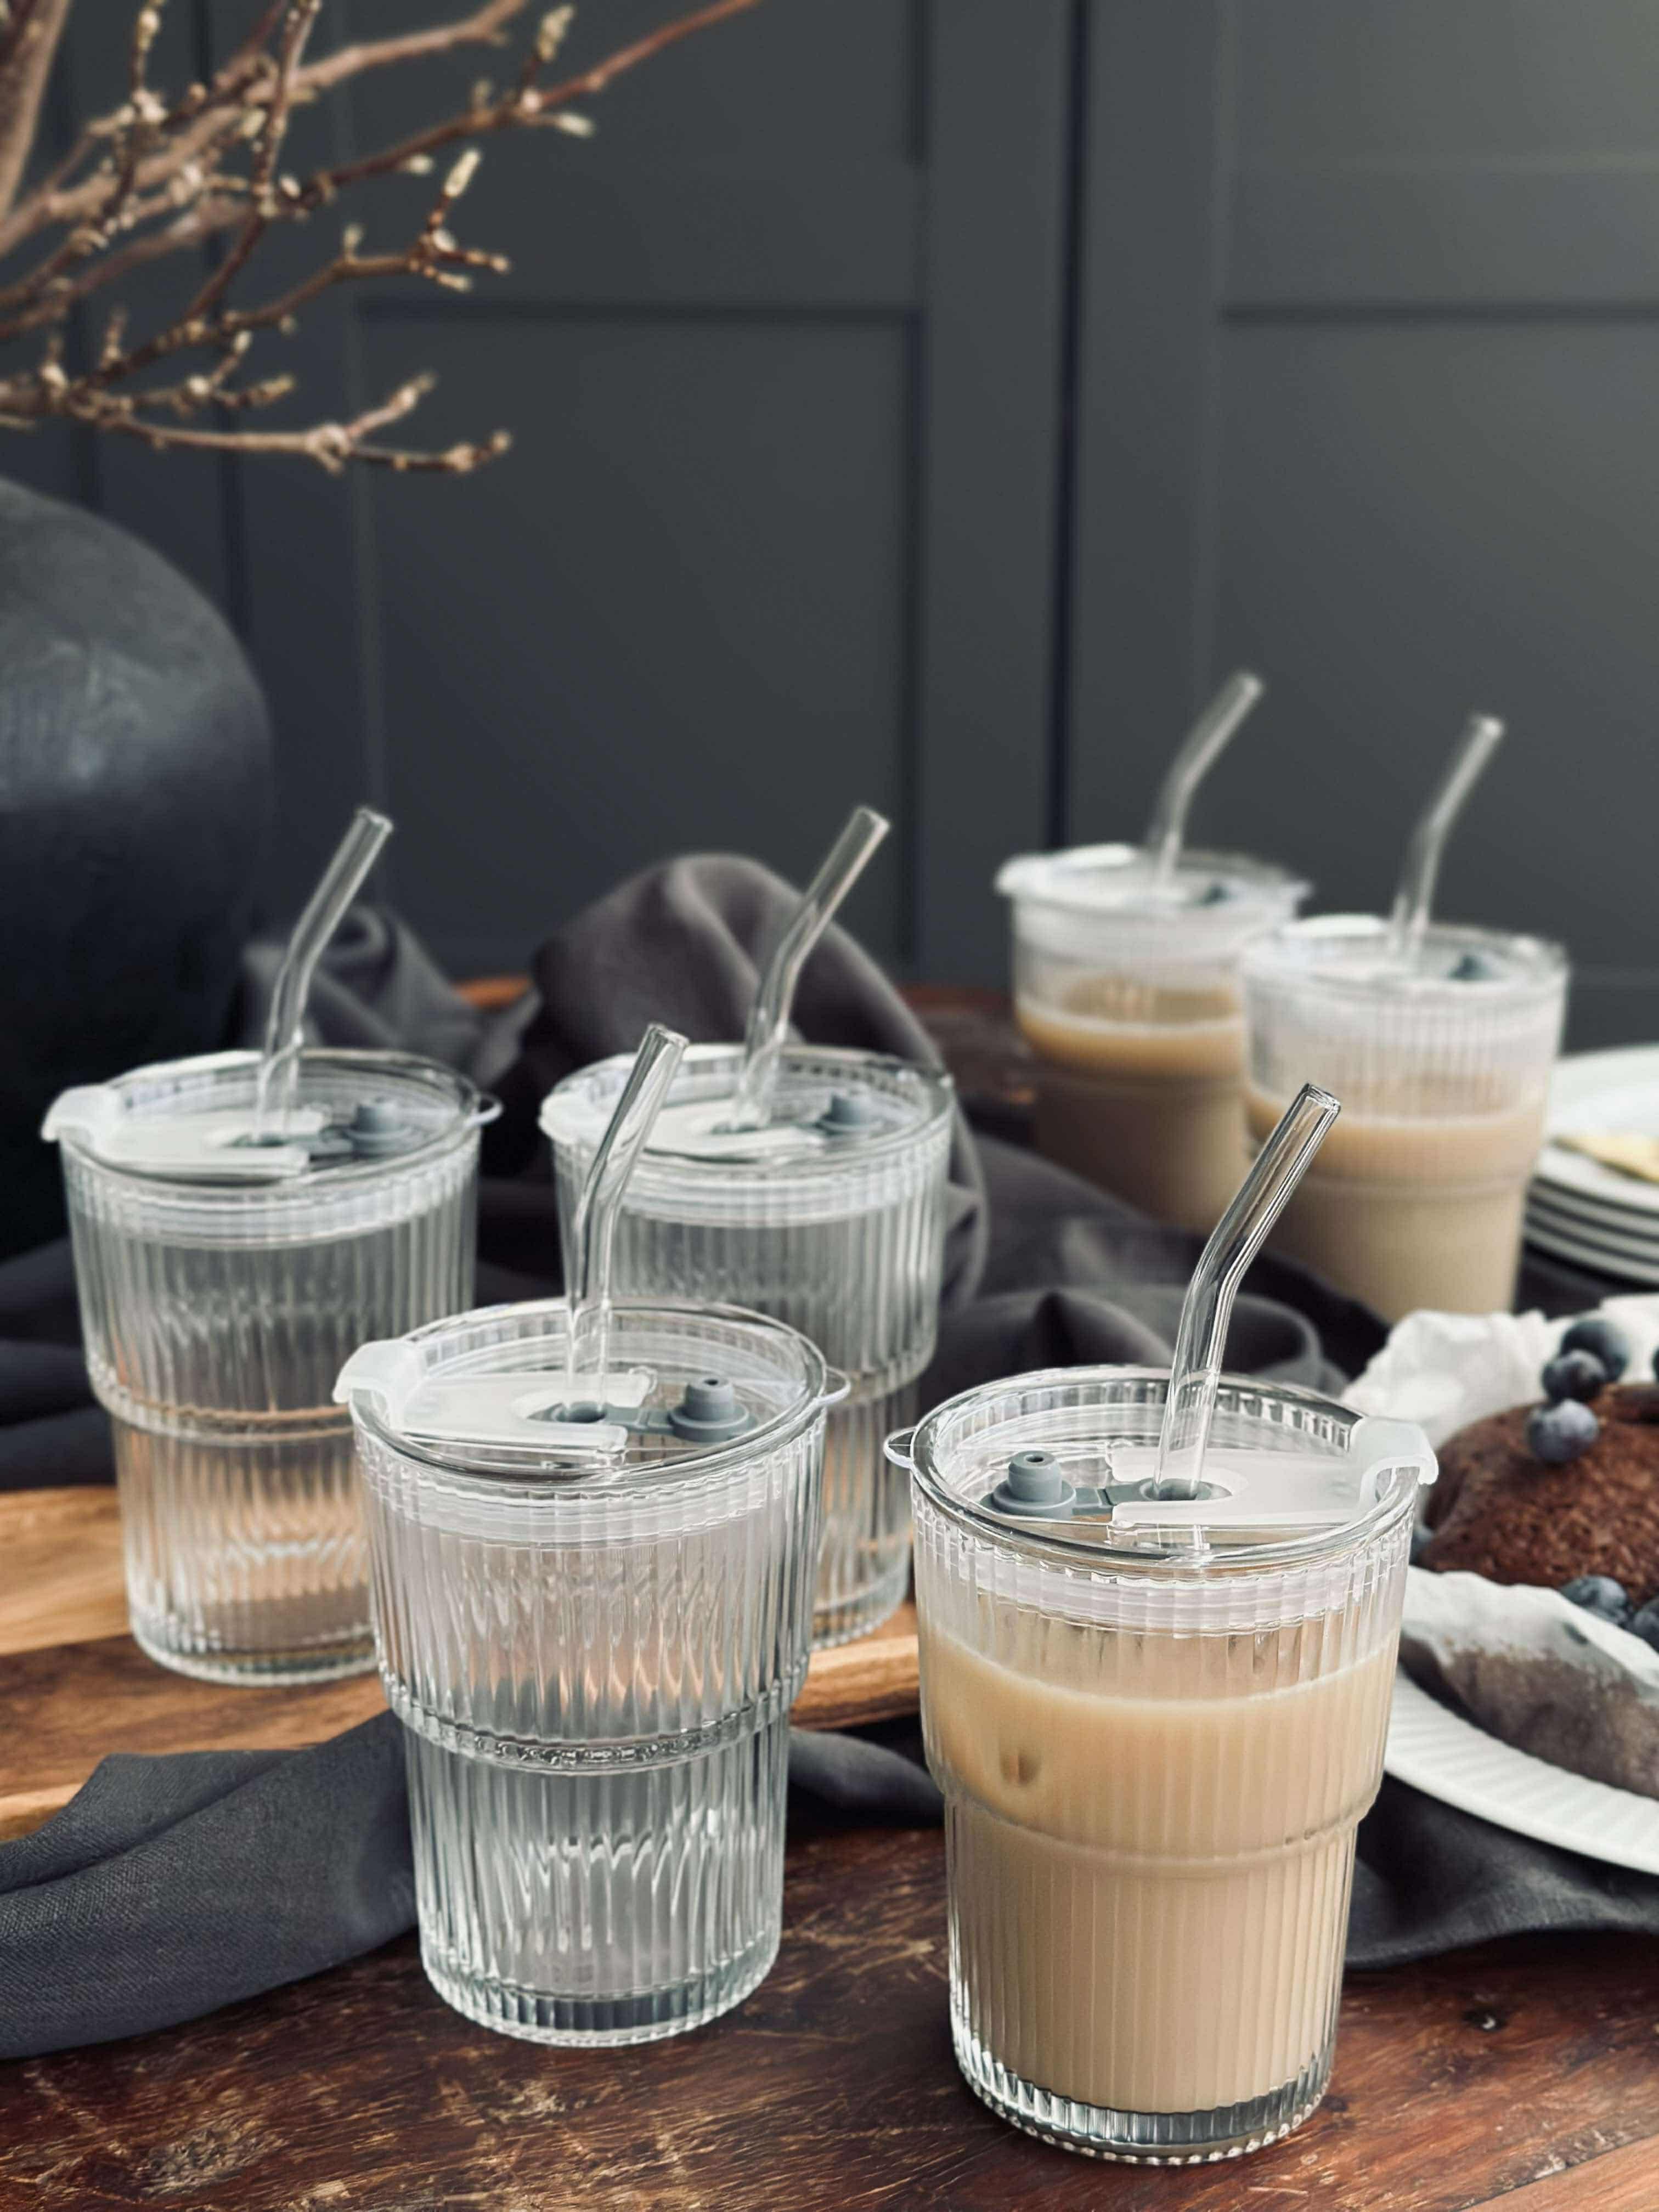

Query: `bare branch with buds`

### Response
(0, 0, 759, 472)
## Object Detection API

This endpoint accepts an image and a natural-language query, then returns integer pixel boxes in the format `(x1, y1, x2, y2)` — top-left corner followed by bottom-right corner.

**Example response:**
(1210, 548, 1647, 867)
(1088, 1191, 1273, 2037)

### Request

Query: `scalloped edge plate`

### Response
(1386, 1670, 1659, 1875)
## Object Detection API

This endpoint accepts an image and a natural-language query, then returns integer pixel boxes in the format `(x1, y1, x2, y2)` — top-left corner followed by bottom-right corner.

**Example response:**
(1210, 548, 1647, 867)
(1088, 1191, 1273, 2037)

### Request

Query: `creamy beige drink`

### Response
(923, 1623, 1396, 2117)
(1246, 1088, 1548, 1319)
(1243, 917, 1568, 1324)
(998, 846, 1307, 1236)
(1019, 984, 1246, 1233)
(906, 1373, 1427, 2163)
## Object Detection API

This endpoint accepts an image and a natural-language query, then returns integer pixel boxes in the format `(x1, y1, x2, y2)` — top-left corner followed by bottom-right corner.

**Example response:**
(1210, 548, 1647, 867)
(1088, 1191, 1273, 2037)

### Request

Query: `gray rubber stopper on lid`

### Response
(345, 1098, 417, 1158)
(986, 1449, 1076, 1520)
(667, 1374, 753, 1443)
(817, 1089, 880, 1136)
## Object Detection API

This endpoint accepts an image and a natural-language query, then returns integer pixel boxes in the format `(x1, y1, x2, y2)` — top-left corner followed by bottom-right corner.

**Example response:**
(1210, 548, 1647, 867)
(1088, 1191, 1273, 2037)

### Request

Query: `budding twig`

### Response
(0, 0, 763, 472)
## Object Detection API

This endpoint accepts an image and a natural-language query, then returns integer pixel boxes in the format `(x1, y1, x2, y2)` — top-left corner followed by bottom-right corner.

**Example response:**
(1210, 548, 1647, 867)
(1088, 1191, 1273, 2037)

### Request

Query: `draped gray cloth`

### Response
(2, 855, 1652, 2060)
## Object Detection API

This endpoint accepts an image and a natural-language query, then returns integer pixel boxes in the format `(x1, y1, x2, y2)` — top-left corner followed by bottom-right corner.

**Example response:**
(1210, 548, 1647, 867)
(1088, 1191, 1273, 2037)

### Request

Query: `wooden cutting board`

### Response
(0, 1488, 920, 1842)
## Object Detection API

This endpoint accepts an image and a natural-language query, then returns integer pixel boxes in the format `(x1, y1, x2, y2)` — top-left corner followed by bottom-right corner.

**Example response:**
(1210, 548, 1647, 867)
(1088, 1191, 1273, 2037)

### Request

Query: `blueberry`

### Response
(1560, 1317, 1632, 1381)
(1526, 1400, 1600, 1465)
(1541, 1350, 1609, 1403)
(1449, 950, 1502, 981)
(1410, 1521, 1433, 1565)
(1628, 1601, 1659, 1654)
(1560, 1574, 1630, 1623)
(1196, 880, 1234, 906)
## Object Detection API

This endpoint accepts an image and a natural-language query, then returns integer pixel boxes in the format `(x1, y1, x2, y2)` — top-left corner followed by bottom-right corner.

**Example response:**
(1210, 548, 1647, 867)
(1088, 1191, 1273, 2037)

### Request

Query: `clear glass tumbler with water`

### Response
(541, 1043, 953, 1647)
(338, 1295, 838, 2044)
(46, 1047, 482, 1683)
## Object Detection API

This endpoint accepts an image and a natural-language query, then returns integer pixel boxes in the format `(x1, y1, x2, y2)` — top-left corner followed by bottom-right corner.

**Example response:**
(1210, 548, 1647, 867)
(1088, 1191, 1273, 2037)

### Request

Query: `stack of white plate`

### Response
(1526, 1045, 1659, 1283)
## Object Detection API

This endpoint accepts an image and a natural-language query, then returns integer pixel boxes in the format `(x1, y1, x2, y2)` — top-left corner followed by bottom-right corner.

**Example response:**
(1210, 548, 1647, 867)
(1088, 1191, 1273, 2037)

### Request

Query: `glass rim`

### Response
(540, 1041, 956, 1185)
(907, 1363, 1420, 1578)
(1243, 914, 1568, 1005)
(347, 1293, 832, 1491)
(52, 1046, 483, 1200)
(997, 843, 1310, 920)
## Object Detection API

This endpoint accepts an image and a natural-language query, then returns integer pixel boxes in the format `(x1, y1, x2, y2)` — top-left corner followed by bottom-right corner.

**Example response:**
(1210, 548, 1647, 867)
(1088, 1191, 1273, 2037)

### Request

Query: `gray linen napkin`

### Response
(3, 853, 1655, 2063)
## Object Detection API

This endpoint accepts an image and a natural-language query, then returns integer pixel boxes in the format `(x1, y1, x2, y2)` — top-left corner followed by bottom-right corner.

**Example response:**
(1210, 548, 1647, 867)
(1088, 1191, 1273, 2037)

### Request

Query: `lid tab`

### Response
(42, 1086, 323, 1182)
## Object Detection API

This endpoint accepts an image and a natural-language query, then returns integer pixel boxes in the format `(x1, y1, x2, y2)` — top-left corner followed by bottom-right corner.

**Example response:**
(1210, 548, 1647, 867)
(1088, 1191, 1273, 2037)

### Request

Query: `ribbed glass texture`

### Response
(910, 1369, 1417, 2163)
(815, 1375, 917, 1647)
(407, 1719, 789, 2044)
(348, 1300, 826, 2043)
(58, 1051, 478, 1683)
(545, 1045, 951, 1643)
(1002, 845, 1306, 1024)
(1242, 917, 1568, 1318)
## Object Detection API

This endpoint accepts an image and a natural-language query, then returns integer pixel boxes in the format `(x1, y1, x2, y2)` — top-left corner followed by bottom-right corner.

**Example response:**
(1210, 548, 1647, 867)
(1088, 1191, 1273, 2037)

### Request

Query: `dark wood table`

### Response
(3, 1824, 1657, 2211)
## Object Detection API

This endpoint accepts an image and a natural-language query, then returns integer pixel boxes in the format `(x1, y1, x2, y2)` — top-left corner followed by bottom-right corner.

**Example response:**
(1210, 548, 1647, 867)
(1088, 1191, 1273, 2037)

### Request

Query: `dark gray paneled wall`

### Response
(18, 0, 1068, 985)
(10, 2, 1658, 1045)
(1068, 0, 1659, 1049)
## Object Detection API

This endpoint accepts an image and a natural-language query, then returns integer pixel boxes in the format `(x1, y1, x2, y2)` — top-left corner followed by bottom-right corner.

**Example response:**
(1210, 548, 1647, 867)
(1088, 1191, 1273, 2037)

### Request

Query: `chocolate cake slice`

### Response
(1421, 1383, 1659, 1606)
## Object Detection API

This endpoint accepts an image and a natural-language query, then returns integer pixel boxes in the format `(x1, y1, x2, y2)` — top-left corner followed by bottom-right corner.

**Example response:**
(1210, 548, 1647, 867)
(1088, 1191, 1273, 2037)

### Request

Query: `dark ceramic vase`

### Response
(0, 480, 274, 1259)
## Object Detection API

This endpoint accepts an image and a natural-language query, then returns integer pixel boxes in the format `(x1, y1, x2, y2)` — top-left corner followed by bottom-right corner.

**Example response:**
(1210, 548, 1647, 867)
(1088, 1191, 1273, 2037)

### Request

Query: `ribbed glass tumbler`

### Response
(542, 1043, 953, 1647)
(48, 1049, 481, 1683)
(901, 1368, 1423, 2164)
(339, 1297, 833, 2045)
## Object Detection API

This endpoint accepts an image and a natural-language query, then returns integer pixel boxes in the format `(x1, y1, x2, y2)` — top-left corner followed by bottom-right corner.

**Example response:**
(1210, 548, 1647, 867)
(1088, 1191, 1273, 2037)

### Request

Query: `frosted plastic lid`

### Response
(43, 1049, 483, 1189)
(1243, 914, 1567, 1008)
(896, 1365, 1433, 1568)
(997, 844, 1307, 962)
(336, 1296, 840, 1483)
(540, 1043, 953, 1221)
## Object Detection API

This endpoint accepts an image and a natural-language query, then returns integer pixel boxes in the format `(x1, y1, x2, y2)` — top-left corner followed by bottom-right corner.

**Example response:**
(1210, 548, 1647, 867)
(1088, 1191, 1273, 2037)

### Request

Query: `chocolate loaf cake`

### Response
(1421, 1383, 1659, 1606)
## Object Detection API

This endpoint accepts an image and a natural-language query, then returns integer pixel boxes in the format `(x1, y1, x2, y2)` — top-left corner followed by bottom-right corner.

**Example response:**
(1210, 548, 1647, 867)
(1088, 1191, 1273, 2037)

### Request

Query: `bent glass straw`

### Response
(253, 805, 393, 1138)
(1387, 713, 1505, 963)
(1145, 670, 1265, 888)
(1153, 1082, 1340, 1501)
(723, 804, 890, 1131)
(562, 1022, 688, 1395)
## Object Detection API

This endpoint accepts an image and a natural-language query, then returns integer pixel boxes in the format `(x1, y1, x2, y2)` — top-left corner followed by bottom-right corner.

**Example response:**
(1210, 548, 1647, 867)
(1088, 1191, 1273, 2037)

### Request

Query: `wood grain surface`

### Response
(2, 1825, 1655, 2212)
(0, 1490, 920, 1840)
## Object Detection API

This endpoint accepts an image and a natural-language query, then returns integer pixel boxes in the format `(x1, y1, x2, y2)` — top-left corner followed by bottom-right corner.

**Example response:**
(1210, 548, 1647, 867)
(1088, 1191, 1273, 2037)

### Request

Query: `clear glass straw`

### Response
(253, 806, 393, 1137)
(562, 1023, 688, 1394)
(1387, 713, 1505, 962)
(1153, 1082, 1340, 1500)
(722, 804, 889, 1131)
(1145, 670, 1264, 887)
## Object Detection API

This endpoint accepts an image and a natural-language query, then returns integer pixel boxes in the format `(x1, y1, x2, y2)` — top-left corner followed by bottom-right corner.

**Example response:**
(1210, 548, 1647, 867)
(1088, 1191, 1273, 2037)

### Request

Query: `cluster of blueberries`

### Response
(1517, 1315, 1659, 1651)
(1525, 1315, 1636, 1466)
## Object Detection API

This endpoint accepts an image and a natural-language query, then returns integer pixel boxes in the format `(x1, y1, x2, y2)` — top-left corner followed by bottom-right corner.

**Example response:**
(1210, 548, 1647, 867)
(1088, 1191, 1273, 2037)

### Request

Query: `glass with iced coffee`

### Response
(896, 1086, 1435, 2162)
(1244, 916, 1566, 1318)
(998, 845, 1306, 1230)
(999, 670, 1306, 1231)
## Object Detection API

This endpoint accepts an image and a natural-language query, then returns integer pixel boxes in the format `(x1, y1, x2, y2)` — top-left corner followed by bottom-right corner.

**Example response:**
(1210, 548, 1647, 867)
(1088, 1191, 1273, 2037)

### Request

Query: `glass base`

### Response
(811, 1554, 910, 1650)
(131, 1616, 376, 1685)
(404, 1716, 789, 2047)
(421, 1925, 780, 2047)
(951, 2004, 1333, 2165)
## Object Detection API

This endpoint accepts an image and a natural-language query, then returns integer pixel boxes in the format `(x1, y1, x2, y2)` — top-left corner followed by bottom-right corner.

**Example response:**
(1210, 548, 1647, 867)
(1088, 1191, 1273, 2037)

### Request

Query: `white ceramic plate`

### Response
(1539, 1046, 1659, 1220)
(1387, 1671, 1659, 1875)
(1526, 1186, 1659, 1265)
(1524, 1206, 1659, 1284)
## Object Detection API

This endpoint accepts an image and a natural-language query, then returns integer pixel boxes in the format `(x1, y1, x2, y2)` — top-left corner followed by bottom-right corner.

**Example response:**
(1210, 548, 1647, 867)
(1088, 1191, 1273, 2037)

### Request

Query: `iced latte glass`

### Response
(1243, 917, 1568, 1319)
(898, 1366, 1431, 2163)
(998, 846, 1307, 1232)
